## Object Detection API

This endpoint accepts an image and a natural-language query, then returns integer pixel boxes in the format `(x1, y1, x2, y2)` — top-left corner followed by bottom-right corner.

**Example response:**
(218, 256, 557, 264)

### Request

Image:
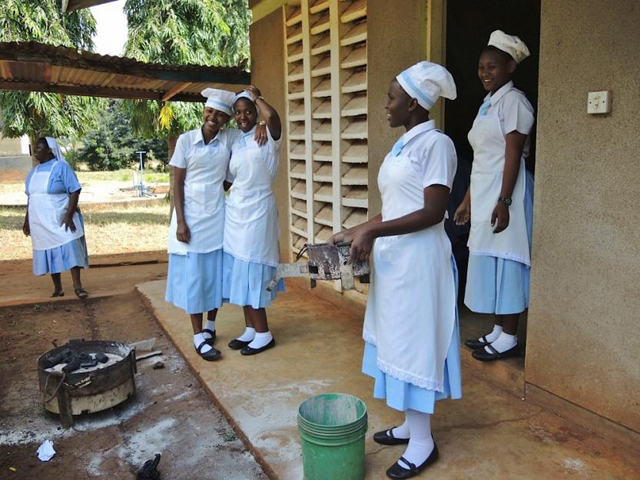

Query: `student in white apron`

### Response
(329, 62, 461, 479)
(165, 88, 267, 361)
(454, 30, 535, 362)
(23, 137, 89, 298)
(223, 85, 285, 356)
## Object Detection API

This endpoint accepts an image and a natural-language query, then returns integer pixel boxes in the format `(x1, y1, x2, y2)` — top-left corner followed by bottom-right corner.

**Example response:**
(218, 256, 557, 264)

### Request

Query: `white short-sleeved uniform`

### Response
(363, 120, 459, 392)
(467, 81, 534, 265)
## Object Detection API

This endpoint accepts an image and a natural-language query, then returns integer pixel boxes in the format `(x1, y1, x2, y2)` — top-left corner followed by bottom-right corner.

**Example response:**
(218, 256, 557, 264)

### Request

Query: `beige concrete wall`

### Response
(367, 0, 426, 216)
(249, 8, 291, 261)
(0, 136, 23, 156)
(525, 0, 640, 432)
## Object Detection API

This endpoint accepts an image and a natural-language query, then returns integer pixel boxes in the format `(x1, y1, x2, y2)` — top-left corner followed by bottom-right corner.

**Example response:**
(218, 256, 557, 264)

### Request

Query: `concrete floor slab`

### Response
(137, 280, 640, 480)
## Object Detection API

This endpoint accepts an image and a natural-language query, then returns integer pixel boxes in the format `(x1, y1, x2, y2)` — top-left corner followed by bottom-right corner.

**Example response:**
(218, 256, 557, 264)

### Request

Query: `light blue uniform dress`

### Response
(223, 127, 285, 308)
(362, 121, 462, 414)
(465, 81, 535, 315)
(25, 159, 89, 276)
(165, 127, 239, 314)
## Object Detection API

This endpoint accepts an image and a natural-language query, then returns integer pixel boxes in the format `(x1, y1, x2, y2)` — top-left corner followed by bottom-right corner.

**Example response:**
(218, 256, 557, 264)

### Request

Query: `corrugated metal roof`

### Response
(63, 0, 121, 13)
(0, 41, 251, 102)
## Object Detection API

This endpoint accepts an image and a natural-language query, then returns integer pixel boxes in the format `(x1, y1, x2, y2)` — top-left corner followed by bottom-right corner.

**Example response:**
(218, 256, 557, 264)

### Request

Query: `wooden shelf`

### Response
(313, 163, 333, 182)
(315, 203, 333, 226)
(288, 100, 305, 121)
(309, 0, 330, 14)
(286, 25, 303, 45)
(341, 0, 367, 23)
(287, 62, 304, 82)
(311, 34, 331, 56)
(313, 142, 333, 161)
(292, 215, 308, 232)
(312, 98, 332, 119)
(289, 141, 306, 160)
(310, 13, 330, 35)
(342, 117, 367, 139)
(343, 208, 367, 229)
(291, 180, 307, 200)
(290, 160, 306, 178)
(342, 69, 367, 93)
(342, 165, 368, 185)
(289, 122, 306, 140)
(291, 198, 307, 214)
(343, 185, 368, 208)
(286, 7, 302, 27)
(287, 43, 304, 63)
(293, 234, 307, 250)
(291, 225, 308, 238)
(288, 80, 305, 99)
(313, 121, 333, 141)
(312, 56, 332, 77)
(314, 183, 333, 202)
(315, 226, 333, 243)
(341, 21, 367, 46)
(312, 77, 332, 97)
(342, 94, 367, 116)
(341, 44, 367, 69)
(342, 141, 368, 163)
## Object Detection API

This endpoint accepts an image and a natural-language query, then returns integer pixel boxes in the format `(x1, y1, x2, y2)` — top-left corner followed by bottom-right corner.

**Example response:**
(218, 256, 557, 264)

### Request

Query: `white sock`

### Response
(484, 332, 517, 354)
(237, 327, 256, 342)
(391, 416, 410, 439)
(202, 319, 216, 339)
(398, 410, 434, 470)
(482, 324, 503, 343)
(194, 333, 212, 354)
(248, 331, 273, 349)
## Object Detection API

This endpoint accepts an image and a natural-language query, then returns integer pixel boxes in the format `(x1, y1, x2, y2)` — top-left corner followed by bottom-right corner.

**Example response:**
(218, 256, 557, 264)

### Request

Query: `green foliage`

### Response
(122, 0, 251, 138)
(69, 101, 168, 171)
(0, 0, 99, 142)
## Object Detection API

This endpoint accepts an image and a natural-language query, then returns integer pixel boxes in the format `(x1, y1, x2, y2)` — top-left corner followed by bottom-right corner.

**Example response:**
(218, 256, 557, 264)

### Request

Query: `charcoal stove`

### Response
(267, 242, 369, 291)
(37, 339, 136, 428)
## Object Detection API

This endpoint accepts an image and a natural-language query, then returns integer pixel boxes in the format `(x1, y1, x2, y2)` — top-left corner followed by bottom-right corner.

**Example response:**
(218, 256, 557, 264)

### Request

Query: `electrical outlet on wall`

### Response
(587, 91, 611, 114)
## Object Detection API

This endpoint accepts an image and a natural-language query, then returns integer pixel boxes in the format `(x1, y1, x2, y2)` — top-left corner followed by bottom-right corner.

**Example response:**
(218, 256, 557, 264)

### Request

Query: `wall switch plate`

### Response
(587, 91, 611, 114)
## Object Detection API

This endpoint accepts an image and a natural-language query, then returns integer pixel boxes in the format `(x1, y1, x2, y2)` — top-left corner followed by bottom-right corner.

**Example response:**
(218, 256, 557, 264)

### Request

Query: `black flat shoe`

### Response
(386, 443, 439, 479)
(240, 338, 276, 356)
(472, 343, 519, 362)
(202, 329, 216, 346)
(374, 428, 410, 446)
(228, 338, 251, 350)
(196, 341, 221, 361)
(464, 335, 491, 350)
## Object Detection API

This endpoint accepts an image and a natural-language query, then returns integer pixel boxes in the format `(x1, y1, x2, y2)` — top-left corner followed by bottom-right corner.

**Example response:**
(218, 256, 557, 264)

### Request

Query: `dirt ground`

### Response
(0, 259, 267, 480)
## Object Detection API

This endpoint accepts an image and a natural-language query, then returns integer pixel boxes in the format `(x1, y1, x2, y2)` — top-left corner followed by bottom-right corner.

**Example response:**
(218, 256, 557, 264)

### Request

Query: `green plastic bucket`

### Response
(298, 393, 368, 480)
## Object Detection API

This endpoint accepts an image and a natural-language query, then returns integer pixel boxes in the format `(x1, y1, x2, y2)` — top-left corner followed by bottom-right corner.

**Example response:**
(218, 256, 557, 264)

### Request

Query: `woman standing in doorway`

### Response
(330, 62, 461, 479)
(223, 86, 284, 356)
(23, 137, 89, 298)
(454, 30, 535, 361)
(165, 88, 266, 361)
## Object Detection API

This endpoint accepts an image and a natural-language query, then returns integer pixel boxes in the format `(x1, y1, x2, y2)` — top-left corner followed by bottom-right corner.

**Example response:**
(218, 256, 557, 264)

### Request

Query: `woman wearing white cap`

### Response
(22, 137, 89, 298)
(165, 88, 266, 361)
(330, 62, 461, 479)
(454, 30, 535, 361)
(222, 85, 285, 355)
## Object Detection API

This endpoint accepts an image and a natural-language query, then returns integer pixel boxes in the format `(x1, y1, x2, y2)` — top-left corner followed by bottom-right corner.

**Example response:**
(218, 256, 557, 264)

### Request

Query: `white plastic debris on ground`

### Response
(37, 440, 56, 461)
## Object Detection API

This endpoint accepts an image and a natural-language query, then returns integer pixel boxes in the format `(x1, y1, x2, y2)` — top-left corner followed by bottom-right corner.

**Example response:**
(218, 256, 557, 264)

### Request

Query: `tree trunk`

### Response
(30, 136, 38, 168)
(167, 135, 178, 220)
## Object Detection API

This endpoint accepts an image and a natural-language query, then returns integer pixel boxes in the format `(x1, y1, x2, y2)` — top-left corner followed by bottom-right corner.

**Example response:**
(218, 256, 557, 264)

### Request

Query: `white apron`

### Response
(224, 135, 280, 267)
(168, 138, 229, 255)
(362, 135, 457, 392)
(467, 110, 530, 266)
(27, 161, 84, 251)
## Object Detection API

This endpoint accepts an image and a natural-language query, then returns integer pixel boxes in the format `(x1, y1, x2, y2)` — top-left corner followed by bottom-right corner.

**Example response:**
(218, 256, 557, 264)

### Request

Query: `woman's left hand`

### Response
(61, 216, 76, 233)
(349, 226, 375, 262)
(254, 123, 268, 146)
(491, 202, 510, 233)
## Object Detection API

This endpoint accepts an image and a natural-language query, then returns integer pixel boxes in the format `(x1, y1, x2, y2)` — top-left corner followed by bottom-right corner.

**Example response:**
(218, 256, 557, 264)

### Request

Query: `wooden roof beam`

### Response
(161, 82, 192, 102)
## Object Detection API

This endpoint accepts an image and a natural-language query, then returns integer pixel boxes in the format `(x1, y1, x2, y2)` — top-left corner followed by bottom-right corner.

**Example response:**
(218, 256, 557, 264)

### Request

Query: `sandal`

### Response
(50, 290, 65, 298)
(74, 287, 88, 299)
(202, 328, 216, 346)
(196, 341, 221, 361)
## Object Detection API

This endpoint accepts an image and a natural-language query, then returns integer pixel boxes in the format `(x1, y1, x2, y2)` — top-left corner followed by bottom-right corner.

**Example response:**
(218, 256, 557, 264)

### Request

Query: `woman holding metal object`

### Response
(329, 62, 461, 479)
(23, 137, 89, 299)
(165, 88, 267, 362)
(454, 30, 535, 362)
(223, 86, 284, 356)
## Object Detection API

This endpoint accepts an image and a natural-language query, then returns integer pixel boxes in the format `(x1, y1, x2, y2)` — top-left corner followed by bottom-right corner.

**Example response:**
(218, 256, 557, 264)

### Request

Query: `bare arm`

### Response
(453, 186, 471, 225)
(61, 190, 80, 232)
(247, 85, 282, 141)
(23, 203, 30, 236)
(491, 131, 527, 233)
(173, 166, 190, 243)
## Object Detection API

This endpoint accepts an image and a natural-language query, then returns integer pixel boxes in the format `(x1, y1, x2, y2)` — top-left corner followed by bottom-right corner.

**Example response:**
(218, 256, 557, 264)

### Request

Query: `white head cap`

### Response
(395, 61, 457, 111)
(44, 137, 68, 164)
(233, 90, 260, 116)
(201, 88, 235, 116)
(487, 30, 530, 64)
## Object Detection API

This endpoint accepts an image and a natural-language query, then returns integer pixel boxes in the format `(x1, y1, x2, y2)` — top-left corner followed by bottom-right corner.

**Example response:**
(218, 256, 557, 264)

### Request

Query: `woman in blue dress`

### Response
(330, 62, 461, 479)
(23, 137, 89, 298)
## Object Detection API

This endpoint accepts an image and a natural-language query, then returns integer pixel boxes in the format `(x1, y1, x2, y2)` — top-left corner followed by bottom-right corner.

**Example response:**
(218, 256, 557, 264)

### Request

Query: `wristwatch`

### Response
(259, 120, 267, 126)
(498, 196, 512, 206)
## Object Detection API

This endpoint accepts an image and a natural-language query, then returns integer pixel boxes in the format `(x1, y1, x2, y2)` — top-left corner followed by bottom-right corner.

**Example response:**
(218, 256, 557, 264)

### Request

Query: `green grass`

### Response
(76, 171, 169, 183)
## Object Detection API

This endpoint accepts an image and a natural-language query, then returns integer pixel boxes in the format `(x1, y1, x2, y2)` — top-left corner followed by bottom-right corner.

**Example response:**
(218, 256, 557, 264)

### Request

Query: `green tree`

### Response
(0, 0, 99, 164)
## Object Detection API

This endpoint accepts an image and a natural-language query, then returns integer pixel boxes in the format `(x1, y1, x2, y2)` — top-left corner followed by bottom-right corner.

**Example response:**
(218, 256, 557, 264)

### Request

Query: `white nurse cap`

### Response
(487, 30, 530, 64)
(201, 88, 235, 116)
(396, 61, 457, 111)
